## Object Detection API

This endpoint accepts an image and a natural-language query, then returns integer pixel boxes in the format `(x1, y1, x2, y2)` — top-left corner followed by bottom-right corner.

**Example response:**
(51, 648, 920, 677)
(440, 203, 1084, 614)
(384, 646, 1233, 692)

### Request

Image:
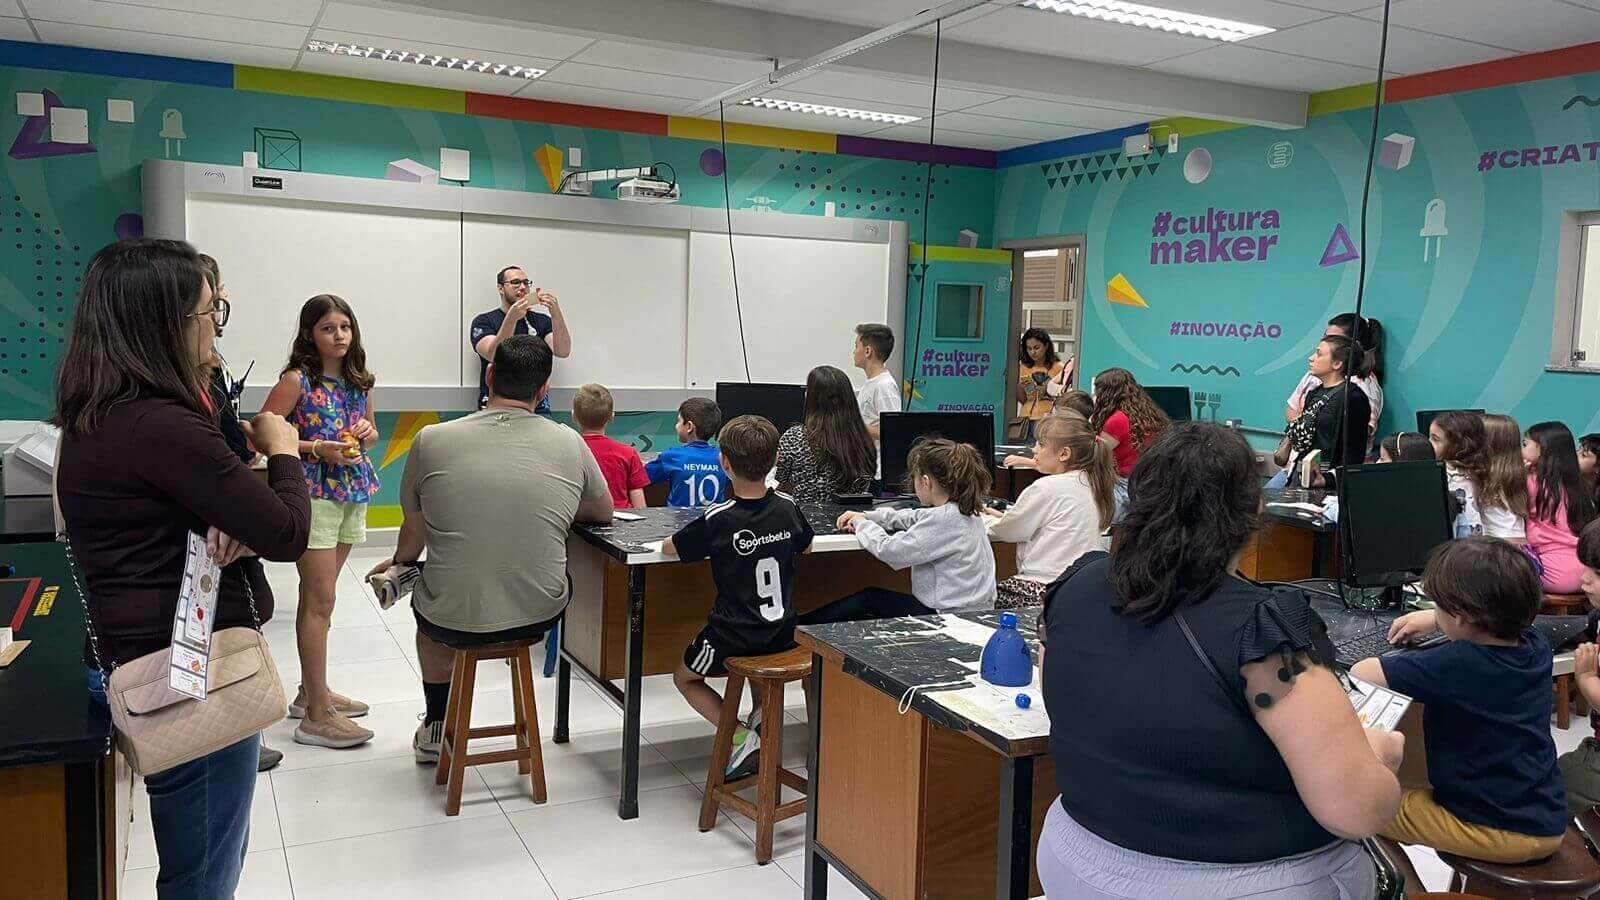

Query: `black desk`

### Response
(798, 611, 1051, 900)
(0, 540, 117, 900)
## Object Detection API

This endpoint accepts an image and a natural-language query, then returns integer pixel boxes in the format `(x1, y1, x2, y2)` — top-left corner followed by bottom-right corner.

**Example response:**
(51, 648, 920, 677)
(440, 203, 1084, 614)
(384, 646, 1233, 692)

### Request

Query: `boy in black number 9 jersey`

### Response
(663, 415, 814, 780)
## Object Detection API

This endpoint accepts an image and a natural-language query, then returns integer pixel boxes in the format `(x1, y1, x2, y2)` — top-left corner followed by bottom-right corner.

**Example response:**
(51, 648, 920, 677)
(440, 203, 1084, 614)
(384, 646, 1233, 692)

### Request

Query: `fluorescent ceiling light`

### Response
(1020, 0, 1274, 42)
(304, 40, 546, 79)
(740, 97, 920, 125)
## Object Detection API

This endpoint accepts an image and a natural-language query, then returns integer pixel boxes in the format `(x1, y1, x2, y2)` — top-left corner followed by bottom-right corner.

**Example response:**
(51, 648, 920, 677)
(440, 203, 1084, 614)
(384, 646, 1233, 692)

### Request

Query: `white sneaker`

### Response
(414, 715, 443, 764)
(725, 727, 761, 780)
(368, 563, 422, 610)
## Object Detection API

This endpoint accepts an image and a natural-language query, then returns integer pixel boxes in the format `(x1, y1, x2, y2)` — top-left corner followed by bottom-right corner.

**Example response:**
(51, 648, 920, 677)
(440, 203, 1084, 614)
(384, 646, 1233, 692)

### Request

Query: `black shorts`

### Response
(413, 606, 560, 649)
(682, 626, 791, 678)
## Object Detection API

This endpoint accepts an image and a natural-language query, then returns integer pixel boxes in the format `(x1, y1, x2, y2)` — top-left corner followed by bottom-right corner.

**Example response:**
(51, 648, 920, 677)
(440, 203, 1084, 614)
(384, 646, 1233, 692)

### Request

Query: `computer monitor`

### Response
(1144, 386, 1192, 422)
(879, 411, 995, 494)
(1415, 408, 1484, 435)
(1336, 460, 1453, 598)
(715, 382, 806, 435)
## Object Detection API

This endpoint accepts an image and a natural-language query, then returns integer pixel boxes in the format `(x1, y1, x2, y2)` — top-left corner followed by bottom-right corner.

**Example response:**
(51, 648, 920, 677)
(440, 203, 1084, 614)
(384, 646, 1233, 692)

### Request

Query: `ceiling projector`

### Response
(617, 176, 680, 204)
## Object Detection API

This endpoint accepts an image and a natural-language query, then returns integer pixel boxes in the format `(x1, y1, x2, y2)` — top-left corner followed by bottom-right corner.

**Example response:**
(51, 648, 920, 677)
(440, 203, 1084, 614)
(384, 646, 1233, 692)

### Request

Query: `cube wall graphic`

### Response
(1379, 133, 1415, 170)
(254, 127, 301, 171)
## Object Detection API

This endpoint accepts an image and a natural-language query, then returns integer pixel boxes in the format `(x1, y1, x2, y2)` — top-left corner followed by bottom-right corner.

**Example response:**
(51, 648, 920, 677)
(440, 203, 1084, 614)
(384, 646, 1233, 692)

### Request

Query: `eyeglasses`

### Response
(501, 279, 533, 288)
(192, 296, 231, 327)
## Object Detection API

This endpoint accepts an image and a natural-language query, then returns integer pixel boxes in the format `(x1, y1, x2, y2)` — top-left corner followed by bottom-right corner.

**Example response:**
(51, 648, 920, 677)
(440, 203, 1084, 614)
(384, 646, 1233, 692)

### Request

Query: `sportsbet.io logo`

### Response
(733, 529, 793, 556)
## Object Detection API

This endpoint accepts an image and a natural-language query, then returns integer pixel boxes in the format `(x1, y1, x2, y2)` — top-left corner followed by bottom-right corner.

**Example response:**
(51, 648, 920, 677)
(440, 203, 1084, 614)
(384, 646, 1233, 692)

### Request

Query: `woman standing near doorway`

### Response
(1015, 328, 1067, 443)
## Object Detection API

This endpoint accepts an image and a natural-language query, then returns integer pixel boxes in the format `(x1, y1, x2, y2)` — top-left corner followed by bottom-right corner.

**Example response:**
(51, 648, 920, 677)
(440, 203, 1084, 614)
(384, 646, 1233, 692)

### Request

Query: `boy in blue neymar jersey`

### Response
(647, 397, 731, 507)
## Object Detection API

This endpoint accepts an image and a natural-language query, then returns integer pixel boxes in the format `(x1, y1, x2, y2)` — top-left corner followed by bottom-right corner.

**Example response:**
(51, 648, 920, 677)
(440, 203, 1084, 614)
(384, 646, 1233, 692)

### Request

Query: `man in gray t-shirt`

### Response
(368, 335, 612, 764)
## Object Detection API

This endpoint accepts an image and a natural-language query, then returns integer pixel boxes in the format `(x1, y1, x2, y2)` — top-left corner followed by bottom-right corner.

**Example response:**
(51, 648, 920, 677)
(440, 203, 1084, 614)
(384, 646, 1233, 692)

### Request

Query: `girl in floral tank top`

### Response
(262, 295, 380, 750)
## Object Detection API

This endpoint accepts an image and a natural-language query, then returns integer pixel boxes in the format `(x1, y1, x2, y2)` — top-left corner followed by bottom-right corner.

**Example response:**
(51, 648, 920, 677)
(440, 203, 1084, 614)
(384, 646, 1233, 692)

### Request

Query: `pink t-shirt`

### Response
(1526, 473, 1584, 594)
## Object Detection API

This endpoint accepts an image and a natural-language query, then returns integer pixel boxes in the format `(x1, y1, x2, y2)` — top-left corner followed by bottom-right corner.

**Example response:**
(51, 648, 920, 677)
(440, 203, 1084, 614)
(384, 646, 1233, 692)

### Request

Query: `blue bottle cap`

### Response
(1015, 693, 1031, 709)
(999, 612, 1018, 628)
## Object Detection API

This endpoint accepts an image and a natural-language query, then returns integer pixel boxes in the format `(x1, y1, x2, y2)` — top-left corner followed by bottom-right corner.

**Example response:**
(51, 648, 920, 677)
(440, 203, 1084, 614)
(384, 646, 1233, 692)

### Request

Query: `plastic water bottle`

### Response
(981, 612, 1033, 687)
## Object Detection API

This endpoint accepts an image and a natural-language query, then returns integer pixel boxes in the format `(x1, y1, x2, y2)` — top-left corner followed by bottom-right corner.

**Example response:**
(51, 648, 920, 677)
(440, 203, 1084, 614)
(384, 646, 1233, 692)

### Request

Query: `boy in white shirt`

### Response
(853, 322, 900, 488)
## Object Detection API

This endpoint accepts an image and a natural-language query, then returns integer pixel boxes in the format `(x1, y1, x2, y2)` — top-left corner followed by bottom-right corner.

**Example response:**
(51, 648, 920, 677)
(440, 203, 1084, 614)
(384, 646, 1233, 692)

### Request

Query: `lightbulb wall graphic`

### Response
(1421, 198, 1448, 262)
(160, 109, 186, 158)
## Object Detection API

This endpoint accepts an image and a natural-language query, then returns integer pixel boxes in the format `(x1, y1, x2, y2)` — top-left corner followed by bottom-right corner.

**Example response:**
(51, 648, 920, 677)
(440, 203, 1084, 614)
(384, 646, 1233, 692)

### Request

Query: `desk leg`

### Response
(618, 566, 646, 820)
(554, 653, 572, 745)
(997, 756, 1034, 900)
(804, 653, 828, 900)
(1311, 531, 1326, 578)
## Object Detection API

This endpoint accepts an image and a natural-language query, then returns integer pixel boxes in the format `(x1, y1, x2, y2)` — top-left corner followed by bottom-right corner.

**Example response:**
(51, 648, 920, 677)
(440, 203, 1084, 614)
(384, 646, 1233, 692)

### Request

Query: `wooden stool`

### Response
(699, 646, 810, 864)
(1559, 675, 1578, 730)
(1437, 824, 1600, 898)
(1543, 593, 1588, 616)
(435, 640, 547, 816)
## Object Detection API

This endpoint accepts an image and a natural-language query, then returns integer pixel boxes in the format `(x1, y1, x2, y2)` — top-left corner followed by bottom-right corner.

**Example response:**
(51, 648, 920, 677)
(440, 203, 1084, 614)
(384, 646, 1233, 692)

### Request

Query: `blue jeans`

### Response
(88, 669, 259, 900)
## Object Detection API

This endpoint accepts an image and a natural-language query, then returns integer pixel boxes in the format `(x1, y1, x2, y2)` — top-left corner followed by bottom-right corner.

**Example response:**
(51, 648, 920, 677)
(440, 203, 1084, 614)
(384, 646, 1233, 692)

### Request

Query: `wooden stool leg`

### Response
(1558, 676, 1573, 731)
(754, 680, 783, 865)
(510, 651, 531, 775)
(514, 646, 548, 804)
(700, 673, 745, 832)
(436, 650, 467, 786)
(444, 653, 479, 816)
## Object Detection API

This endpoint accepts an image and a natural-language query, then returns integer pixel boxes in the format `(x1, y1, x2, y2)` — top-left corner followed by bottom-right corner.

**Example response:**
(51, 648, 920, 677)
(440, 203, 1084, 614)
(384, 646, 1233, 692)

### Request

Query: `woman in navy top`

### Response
(1038, 423, 1403, 898)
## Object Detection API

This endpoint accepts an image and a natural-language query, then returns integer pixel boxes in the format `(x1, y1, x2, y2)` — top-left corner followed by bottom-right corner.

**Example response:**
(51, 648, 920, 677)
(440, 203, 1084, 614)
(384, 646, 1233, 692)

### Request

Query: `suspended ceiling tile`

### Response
(318, 2, 595, 60)
(28, 0, 309, 48)
(540, 61, 737, 101)
(97, 0, 325, 25)
(1242, 15, 1513, 74)
(0, 0, 21, 15)
(701, 0, 973, 29)
(927, 110, 1106, 140)
(0, 16, 31, 41)
(779, 70, 1006, 112)
(568, 40, 778, 83)
(957, 96, 1150, 130)
(947, 6, 1221, 66)
(1351, 0, 1600, 53)
(717, 101, 898, 135)
(32, 20, 301, 68)
(1147, 43, 1374, 91)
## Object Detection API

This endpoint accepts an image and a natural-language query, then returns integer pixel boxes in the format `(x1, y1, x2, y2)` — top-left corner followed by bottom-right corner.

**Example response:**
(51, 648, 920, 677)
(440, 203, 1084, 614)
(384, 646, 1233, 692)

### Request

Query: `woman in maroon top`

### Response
(54, 239, 309, 900)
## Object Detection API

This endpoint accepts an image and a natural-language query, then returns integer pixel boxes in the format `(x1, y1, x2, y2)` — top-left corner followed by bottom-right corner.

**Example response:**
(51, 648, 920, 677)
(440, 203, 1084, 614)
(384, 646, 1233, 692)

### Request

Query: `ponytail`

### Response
(906, 438, 991, 516)
(1038, 414, 1118, 528)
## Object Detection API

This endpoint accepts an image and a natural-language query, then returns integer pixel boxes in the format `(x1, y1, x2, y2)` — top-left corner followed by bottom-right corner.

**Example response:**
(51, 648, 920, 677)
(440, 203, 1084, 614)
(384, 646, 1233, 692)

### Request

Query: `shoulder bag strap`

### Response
(1174, 608, 1250, 716)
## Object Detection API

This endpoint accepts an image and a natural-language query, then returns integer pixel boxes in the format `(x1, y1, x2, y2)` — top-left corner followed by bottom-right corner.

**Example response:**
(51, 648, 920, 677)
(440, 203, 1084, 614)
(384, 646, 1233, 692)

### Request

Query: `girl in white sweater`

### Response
(988, 413, 1118, 608)
(803, 438, 996, 622)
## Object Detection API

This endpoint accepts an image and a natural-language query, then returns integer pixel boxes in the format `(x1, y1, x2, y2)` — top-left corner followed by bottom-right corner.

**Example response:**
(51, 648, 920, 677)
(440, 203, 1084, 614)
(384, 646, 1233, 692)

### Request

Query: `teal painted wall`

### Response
(0, 61, 998, 424)
(994, 72, 1600, 439)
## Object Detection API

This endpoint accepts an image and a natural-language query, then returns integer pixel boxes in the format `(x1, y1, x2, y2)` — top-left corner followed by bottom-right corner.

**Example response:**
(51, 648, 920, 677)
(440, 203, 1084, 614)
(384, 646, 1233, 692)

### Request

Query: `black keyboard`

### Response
(1333, 628, 1446, 666)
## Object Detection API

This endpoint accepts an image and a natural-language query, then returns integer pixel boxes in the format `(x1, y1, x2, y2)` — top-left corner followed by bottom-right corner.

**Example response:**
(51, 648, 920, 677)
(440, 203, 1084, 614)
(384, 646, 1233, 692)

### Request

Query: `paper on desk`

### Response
(938, 616, 1000, 649)
(1346, 675, 1411, 731)
(1266, 502, 1325, 514)
(636, 539, 664, 553)
(927, 668, 1049, 740)
(612, 511, 644, 522)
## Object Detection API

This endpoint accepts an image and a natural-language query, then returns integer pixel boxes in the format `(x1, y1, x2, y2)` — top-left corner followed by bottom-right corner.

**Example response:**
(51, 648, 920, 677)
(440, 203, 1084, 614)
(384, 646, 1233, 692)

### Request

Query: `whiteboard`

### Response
(687, 232, 894, 389)
(460, 215, 689, 390)
(185, 194, 463, 388)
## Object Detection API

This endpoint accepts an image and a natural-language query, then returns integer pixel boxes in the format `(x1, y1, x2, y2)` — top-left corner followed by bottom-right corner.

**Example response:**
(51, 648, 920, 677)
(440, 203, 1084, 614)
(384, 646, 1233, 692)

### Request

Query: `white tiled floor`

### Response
(120, 547, 1592, 898)
(122, 549, 860, 900)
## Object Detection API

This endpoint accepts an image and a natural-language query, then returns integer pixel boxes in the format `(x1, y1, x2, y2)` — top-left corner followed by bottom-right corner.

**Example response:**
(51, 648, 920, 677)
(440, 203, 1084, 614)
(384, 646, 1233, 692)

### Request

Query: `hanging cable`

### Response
(1331, 0, 1391, 492)
(718, 100, 753, 382)
(904, 17, 942, 412)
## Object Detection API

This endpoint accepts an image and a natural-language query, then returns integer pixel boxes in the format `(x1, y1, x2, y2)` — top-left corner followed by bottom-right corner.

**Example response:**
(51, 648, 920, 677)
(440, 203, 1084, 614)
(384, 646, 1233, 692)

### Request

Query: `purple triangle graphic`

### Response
(1320, 223, 1359, 268)
(10, 90, 97, 160)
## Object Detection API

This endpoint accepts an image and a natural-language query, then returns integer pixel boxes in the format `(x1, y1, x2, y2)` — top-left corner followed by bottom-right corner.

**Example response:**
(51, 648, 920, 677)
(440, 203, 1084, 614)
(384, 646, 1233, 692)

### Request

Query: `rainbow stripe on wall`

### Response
(0, 39, 996, 168)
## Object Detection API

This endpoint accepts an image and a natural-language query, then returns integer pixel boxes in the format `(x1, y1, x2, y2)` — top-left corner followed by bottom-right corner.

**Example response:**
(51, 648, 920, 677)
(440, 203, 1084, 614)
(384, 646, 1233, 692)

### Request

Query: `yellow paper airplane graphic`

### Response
(534, 144, 563, 193)
(1107, 273, 1149, 309)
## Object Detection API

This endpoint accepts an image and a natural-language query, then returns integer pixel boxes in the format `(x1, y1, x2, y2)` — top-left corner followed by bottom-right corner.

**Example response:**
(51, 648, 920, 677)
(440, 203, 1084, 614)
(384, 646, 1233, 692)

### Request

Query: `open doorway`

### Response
(1002, 236, 1086, 430)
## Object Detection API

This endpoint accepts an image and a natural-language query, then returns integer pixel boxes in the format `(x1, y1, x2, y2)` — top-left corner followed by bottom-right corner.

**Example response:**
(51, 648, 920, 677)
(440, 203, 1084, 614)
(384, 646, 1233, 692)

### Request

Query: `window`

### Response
(1551, 212, 1600, 371)
(934, 282, 985, 341)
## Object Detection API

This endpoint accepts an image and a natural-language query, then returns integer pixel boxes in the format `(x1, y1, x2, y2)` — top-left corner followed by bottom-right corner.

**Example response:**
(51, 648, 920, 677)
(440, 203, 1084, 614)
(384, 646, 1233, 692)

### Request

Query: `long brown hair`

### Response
(282, 294, 375, 392)
(1036, 414, 1117, 528)
(906, 438, 991, 516)
(1433, 411, 1489, 496)
(1090, 368, 1169, 449)
(53, 239, 211, 435)
(1480, 413, 1529, 519)
(803, 365, 876, 489)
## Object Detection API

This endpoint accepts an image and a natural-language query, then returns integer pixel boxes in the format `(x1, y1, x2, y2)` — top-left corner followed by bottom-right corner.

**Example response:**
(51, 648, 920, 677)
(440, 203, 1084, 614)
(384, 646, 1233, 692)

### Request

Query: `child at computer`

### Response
(1002, 392, 1095, 470)
(1429, 411, 1494, 539)
(853, 322, 900, 488)
(801, 438, 996, 623)
(574, 383, 649, 509)
(1379, 431, 1435, 463)
(1522, 421, 1596, 594)
(987, 414, 1116, 609)
(662, 416, 814, 780)
(1478, 414, 1530, 542)
(1557, 519, 1600, 813)
(646, 397, 730, 508)
(1356, 537, 1567, 864)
